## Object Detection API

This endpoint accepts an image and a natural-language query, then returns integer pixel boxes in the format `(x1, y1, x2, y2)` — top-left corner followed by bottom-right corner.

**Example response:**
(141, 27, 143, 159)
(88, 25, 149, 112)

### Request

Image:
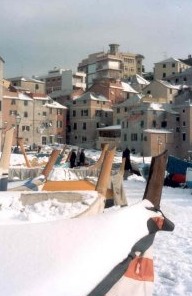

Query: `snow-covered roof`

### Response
(121, 81, 138, 93)
(75, 92, 108, 102)
(155, 57, 189, 66)
(157, 80, 181, 90)
(45, 101, 67, 109)
(97, 125, 121, 131)
(143, 129, 172, 134)
(130, 74, 150, 86)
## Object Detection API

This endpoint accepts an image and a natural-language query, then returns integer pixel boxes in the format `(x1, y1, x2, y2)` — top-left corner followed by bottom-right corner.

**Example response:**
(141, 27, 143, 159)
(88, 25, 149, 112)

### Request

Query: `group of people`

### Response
(69, 148, 86, 168)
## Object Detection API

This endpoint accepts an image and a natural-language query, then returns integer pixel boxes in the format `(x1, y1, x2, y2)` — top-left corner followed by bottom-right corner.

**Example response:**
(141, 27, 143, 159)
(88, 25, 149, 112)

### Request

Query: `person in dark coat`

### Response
(122, 147, 133, 180)
(79, 149, 85, 166)
(69, 149, 77, 168)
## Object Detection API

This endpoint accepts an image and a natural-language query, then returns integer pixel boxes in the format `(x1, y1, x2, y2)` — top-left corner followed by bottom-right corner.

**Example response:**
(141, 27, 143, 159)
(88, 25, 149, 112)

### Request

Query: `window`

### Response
(43, 111, 47, 117)
(95, 110, 101, 117)
(124, 134, 127, 141)
(57, 121, 63, 128)
(172, 63, 175, 67)
(131, 133, 138, 141)
(122, 122, 125, 128)
(140, 121, 144, 128)
(117, 119, 120, 125)
(124, 107, 127, 112)
(96, 122, 99, 128)
(161, 121, 167, 128)
(183, 121, 186, 127)
(82, 136, 87, 142)
(81, 109, 88, 116)
(182, 133, 186, 141)
(147, 90, 151, 94)
(83, 122, 86, 130)
(22, 126, 30, 131)
(11, 99, 16, 105)
(24, 111, 28, 118)
(117, 108, 120, 113)
(57, 109, 62, 115)
(73, 123, 77, 130)
(73, 110, 76, 117)
(24, 100, 28, 106)
(10, 110, 17, 115)
(152, 120, 156, 128)
(163, 64, 166, 68)
(83, 100, 86, 104)
(163, 73, 166, 78)
(170, 89, 172, 94)
(176, 116, 180, 122)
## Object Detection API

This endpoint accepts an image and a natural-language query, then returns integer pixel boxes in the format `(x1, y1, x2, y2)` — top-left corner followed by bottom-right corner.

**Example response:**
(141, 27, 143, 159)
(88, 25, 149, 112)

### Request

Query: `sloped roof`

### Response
(45, 101, 67, 109)
(97, 125, 121, 131)
(130, 74, 150, 86)
(74, 91, 108, 102)
(155, 57, 189, 66)
(121, 81, 138, 93)
(157, 80, 181, 90)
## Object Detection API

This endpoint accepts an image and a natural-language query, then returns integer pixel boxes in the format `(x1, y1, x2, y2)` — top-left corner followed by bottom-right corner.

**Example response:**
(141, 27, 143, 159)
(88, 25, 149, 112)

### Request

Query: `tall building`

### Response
(78, 43, 144, 89)
(36, 68, 86, 100)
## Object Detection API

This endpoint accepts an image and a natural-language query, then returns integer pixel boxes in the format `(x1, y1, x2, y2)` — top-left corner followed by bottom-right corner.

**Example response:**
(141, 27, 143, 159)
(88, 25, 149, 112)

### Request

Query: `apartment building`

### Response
(78, 43, 144, 89)
(88, 77, 138, 104)
(142, 80, 180, 103)
(7, 76, 45, 94)
(154, 57, 190, 80)
(2, 87, 67, 147)
(36, 68, 86, 102)
(120, 101, 176, 156)
(69, 92, 113, 148)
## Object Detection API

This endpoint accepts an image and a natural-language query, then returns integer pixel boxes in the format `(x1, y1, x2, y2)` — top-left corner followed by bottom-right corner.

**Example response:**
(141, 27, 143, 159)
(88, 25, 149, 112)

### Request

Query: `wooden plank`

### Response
(0, 127, 14, 174)
(142, 150, 168, 208)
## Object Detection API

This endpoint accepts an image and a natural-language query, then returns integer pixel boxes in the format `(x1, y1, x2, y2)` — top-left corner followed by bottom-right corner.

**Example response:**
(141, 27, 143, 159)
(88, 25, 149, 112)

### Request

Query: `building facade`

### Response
(69, 92, 113, 148)
(78, 43, 144, 89)
(2, 88, 67, 147)
(154, 57, 190, 80)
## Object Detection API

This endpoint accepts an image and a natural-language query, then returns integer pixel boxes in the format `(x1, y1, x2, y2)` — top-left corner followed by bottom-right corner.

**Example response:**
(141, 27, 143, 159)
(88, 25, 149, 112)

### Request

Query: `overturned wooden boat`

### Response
(0, 150, 174, 296)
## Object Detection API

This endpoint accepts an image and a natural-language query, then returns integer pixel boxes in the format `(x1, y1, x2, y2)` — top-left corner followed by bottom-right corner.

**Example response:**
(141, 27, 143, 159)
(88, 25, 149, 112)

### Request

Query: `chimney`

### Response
(109, 44, 120, 55)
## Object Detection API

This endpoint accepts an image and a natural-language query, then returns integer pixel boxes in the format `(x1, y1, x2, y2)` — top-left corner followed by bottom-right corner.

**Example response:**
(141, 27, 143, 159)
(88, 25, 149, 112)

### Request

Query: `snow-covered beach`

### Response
(0, 149, 192, 295)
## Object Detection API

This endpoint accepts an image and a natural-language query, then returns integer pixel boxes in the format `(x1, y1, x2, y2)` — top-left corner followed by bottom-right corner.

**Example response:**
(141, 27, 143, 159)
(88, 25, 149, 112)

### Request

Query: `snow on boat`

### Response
(0, 150, 174, 296)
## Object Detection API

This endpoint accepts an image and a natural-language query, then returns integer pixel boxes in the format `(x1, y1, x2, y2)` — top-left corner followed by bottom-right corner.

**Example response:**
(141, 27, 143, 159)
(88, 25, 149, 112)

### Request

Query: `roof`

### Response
(129, 74, 150, 86)
(45, 101, 67, 109)
(97, 125, 121, 131)
(121, 81, 138, 93)
(143, 129, 172, 134)
(155, 57, 189, 66)
(157, 80, 181, 90)
(75, 91, 108, 102)
(7, 76, 44, 84)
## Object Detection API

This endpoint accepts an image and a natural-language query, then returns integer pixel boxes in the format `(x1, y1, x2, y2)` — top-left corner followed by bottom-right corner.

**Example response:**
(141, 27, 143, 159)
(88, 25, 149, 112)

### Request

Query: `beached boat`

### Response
(164, 155, 192, 187)
(0, 150, 174, 296)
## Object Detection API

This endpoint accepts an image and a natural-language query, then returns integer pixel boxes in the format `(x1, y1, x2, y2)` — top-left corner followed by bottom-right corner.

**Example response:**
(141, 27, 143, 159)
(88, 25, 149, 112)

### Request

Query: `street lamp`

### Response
(15, 114, 21, 148)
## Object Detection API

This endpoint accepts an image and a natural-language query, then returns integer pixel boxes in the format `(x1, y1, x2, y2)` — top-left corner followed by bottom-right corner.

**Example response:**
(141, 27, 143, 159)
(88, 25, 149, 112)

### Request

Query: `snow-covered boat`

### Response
(0, 150, 175, 296)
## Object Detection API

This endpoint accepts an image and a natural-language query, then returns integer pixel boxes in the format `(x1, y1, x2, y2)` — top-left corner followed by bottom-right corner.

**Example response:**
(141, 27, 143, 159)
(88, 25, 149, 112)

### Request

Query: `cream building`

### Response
(142, 80, 180, 103)
(154, 57, 191, 80)
(78, 44, 144, 89)
(70, 92, 113, 148)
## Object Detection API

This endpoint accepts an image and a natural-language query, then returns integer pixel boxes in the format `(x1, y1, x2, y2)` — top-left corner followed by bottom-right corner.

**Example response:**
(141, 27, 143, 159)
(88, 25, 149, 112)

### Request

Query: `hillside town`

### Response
(1, 43, 192, 158)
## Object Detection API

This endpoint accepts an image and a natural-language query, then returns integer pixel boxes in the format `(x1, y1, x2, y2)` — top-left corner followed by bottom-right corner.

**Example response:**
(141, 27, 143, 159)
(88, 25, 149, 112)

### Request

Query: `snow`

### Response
(0, 149, 192, 295)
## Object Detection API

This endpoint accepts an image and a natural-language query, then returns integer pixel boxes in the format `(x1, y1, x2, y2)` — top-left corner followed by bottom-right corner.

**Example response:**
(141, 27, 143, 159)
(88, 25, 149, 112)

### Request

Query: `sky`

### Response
(1, 0, 192, 78)
(0, 150, 191, 295)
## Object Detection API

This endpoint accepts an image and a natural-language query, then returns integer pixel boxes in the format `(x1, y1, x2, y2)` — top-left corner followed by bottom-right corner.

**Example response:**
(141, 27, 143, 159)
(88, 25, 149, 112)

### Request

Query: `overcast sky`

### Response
(1, 0, 192, 78)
